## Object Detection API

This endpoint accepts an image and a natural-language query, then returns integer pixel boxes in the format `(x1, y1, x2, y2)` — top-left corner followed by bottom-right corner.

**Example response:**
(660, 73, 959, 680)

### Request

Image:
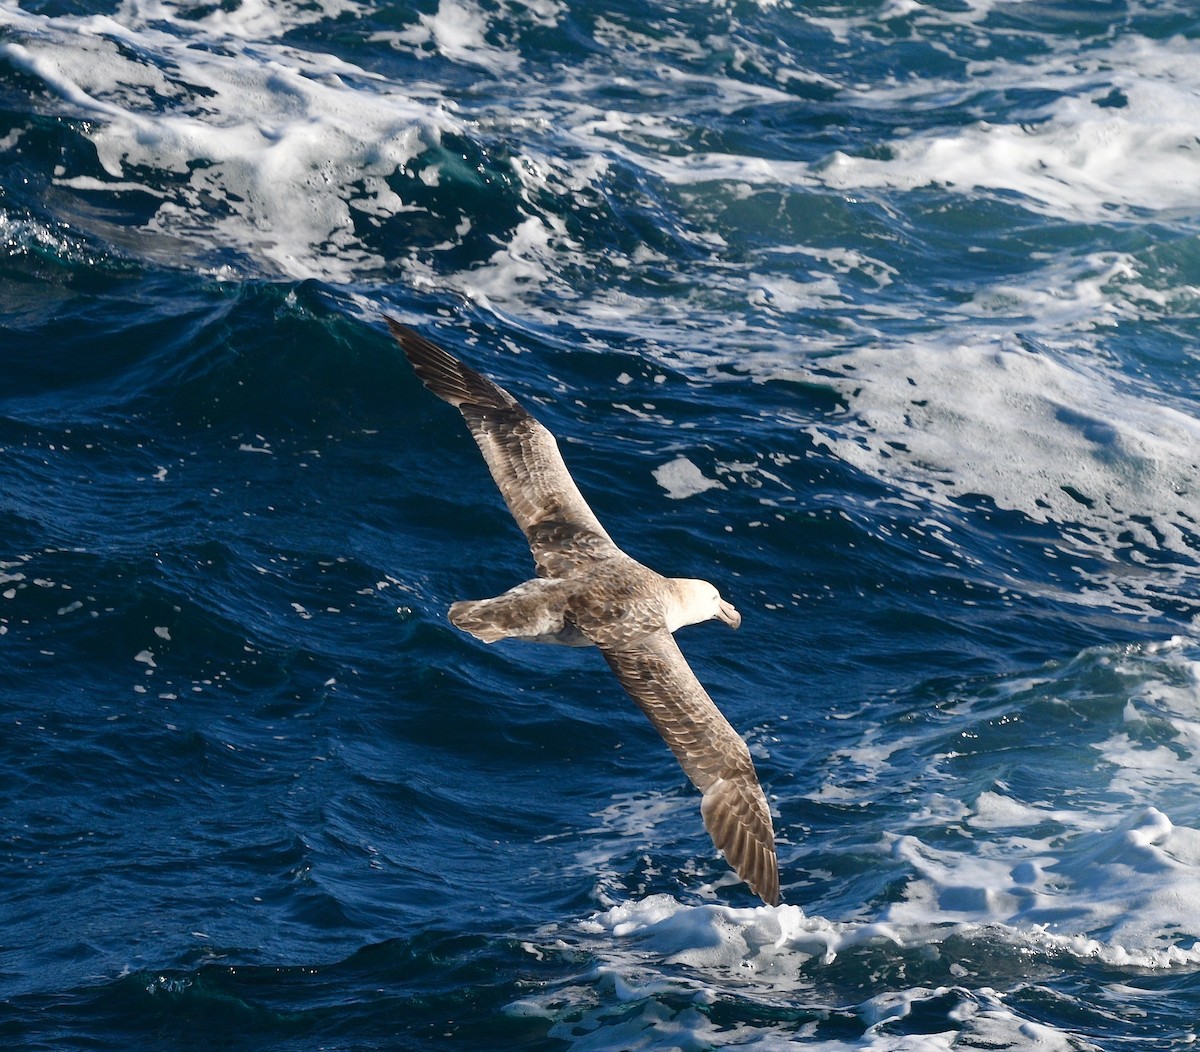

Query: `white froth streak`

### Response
(555, 33, 1200, 225)
(802, 640, 1200, 976)
(821, 34, 1200, 221)
(652, 456, 725, 500)
(512, 894, 1102, 1046)
(115, 0, 371, 41)
(1, 7, 462, 281)
(1, 40, 139, 130)
(804, 326, 1200, 613)
(889, 805, 1200, 970)
(378, 0, 524, 72)
(495, 29, 1200, 347)
(573, 830, 1200, 979)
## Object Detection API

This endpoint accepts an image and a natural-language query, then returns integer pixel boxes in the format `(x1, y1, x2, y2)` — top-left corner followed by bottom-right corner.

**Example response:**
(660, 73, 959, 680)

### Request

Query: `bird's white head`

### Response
(668, 578, 742, 633)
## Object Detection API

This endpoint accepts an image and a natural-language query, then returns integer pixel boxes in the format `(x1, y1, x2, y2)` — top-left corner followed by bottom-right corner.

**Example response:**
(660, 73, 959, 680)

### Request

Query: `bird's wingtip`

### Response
(385, 317, 456, 373)
(384, 315, 424, 352)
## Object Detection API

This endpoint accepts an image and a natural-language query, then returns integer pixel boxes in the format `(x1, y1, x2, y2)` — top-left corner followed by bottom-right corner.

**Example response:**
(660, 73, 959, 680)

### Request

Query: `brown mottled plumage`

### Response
(390, 319, 779, 907)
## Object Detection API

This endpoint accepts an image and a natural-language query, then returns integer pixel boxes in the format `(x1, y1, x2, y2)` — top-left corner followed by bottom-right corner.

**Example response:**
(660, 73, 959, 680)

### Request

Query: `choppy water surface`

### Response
(2, 0, 1200, 1047)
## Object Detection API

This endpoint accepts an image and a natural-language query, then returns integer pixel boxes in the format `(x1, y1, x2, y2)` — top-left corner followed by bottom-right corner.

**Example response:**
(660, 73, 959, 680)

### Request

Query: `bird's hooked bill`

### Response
(718, 599, 741, 629)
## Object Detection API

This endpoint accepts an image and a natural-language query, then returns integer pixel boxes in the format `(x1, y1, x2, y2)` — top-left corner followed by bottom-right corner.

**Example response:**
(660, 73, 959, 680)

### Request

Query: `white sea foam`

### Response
(513, 895, 1092, 1048)
(384, 0, 525, 72)
(805, 327, 1200, 616)
(117, 0, 370, 40)
(1, 2, 458, 281)
(516, 809, 1193, 1044)
(452, 215, 581, 307)
(523, 640, 1200, 1044)
(861, 640, 1200, 969)
(824, 33, 1200, 223)
(552, 19, 1200, 228)
(651, 456, 725, 500)
(5, 0, 1198, 315)
(889, 805, 1200, 969)
(571, 776, 1200, 980)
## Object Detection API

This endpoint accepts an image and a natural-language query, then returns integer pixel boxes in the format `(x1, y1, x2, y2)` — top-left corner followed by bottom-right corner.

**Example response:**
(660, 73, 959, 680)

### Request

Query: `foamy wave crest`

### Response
(891, 804, 1200, 971)
(806, 326, 1200, 617)
(827, 639, 1200, 965)
(1, 1, 460, 281)
(517, 641, 1200, 1044)
(511, 896, 1089, 1049)
(824, 33, 1200, 224)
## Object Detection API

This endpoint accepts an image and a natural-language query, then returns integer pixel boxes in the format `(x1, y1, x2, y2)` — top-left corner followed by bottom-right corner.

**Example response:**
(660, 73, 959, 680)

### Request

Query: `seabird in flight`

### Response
(390, 319, 780, 906)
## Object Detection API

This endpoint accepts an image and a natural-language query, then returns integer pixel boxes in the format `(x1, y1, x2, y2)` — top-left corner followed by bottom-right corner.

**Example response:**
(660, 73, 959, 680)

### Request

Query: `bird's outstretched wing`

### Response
(389, 320, 620, 577)
(600, 628, 780, 906)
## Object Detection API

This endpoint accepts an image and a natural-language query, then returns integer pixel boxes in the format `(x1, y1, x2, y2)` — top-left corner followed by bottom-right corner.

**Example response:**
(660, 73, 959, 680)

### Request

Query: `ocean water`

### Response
(2, 0, 1200, 1046)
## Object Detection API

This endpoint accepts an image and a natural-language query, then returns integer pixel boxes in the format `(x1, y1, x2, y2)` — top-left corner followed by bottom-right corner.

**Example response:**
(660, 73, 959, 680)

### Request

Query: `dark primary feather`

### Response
(388, 321, 522, 412)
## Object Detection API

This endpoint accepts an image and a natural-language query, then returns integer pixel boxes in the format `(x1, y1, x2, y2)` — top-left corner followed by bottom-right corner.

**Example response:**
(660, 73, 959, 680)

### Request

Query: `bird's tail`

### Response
(447, 579, 584, 646)
(448, 599, 512, 644)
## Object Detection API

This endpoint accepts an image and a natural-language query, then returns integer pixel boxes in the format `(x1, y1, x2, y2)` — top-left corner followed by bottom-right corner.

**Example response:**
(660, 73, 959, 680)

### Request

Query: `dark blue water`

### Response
(3, 0, 1200, 1047)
